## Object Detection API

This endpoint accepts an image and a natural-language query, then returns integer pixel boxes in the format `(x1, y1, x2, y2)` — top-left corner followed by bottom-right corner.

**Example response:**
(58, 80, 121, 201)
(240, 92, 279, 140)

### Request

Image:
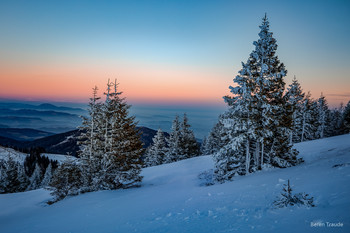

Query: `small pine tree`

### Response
(316, 93, 330, 139)
(179, 113, 200, 159)
(41, 163, 53, 188)
(16, 163, 29, 192)
(203, 115, 229, 155)
(144, 129, 167, 167)
(274, 179, 315, 208)
(49, 157, 83, 203)
(0, 159, 9, 193)
(165, 115, 182, 163)
(342, 101, 350, 134)
(27, 163, 43, 191)
(285, 76, 305, 143)
(300, 92, 318, 141)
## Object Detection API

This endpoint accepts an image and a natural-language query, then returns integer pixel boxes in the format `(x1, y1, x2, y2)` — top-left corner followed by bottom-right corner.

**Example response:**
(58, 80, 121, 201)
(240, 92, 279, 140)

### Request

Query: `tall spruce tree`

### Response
(101, 79, 144, 188)
(78, 86, 104, 191)
(214, 14, 301, 182)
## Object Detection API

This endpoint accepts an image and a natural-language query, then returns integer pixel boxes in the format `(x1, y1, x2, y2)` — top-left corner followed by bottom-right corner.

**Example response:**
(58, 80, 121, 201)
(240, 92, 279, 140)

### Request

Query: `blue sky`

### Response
(0, 0, 349, 106)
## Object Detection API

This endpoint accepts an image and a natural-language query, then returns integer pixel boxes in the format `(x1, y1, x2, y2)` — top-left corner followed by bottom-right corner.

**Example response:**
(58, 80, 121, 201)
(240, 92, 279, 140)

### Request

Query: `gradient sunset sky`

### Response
(1, 0, 349, 107)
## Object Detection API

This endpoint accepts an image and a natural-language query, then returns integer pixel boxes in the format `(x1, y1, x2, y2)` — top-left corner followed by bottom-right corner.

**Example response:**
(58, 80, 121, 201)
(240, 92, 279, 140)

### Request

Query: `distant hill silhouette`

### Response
(0, 127, 169, 157)
(0, 128, 54, 141)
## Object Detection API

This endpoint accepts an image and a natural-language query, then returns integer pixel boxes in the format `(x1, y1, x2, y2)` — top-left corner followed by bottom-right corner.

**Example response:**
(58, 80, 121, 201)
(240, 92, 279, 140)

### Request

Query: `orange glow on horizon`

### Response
(0, 60, 229, 105)
(0, 60, 348, 107)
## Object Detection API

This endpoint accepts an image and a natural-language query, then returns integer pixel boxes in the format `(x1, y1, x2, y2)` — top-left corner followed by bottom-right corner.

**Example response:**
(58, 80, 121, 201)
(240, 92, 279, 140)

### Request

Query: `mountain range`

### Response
(0, 127, 168, 157)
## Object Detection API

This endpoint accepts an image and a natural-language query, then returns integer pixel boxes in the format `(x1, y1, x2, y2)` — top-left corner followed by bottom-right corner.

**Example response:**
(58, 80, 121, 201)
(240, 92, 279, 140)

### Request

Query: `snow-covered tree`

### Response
(300, 92, 318, 141)
(285, 76, 305, 143)
(49, 156, 83, 203)
(214, 14, 301, 182)
(316, 93, 330, 139)
(101, 79, 144, 188)
(41, 163, 53, 188)
(78, 86, 104, 191)
(179, 113, 200, 159)
(202, 115, 229, 155)
(16, 163, 29, 192)
(165, 115, 182, 163)
(0, 159, 8, 193)
(27, 163, 43, 191)
(144, 129, 167, 167)
(342, 100, 350, 134)
(328, 103, 344, 136)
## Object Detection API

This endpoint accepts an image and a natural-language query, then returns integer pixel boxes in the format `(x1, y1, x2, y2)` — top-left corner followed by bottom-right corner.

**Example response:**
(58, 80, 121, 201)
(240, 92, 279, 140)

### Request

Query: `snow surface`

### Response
(0, 146, 75, 163)
(1, 134, 350, 233)
(0, 147, 27, 162)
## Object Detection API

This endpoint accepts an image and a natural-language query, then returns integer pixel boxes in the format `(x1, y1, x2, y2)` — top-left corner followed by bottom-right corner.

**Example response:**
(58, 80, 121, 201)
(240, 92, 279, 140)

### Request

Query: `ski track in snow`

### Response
(0, 134, 350, 232)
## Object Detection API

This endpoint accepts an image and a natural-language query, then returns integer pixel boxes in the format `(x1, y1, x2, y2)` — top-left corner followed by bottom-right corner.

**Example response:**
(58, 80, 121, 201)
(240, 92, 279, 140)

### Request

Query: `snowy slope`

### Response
(0, 146, 28, 162)
(0, 146, 75, 163)
(0, 134, 349, 233)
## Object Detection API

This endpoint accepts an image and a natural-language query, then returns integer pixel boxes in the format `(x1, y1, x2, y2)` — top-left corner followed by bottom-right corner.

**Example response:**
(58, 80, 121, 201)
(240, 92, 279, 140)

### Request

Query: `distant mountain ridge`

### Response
(0, 108, 80, 118)
(0, 102, 84, 133)
(0, 127, 169, 157)
(0, 102, 85, 112)
(0, 128, 54, 141)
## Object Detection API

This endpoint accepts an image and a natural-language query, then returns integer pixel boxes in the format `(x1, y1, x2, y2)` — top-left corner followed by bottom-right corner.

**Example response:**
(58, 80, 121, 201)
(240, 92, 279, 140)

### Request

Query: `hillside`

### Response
(0, 127, 169, 157)
(0, 128, 54, 141)
(0, 134, 349, 233)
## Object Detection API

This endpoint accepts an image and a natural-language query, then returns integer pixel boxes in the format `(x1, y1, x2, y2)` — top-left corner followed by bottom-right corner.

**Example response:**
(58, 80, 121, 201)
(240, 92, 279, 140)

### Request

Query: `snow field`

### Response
(0, 134, 349, 233)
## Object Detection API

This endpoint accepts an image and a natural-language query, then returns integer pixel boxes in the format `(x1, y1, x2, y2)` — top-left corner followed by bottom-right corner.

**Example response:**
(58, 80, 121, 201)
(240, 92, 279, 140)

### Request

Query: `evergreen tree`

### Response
(2, 156, 22, 193)
(328, 104, 344, 136)
(144, 129, 167, 167)
(342, 101, 350, 134)
(102, 79, 144, 188)
(179, 113, 200, 159)
(316, 93, 330, 139)
(214, 15, 301, 182)
(203, 115, 229, 155)
(41, 163, 53, 187)
(49, 156, 83, 203)
(16, 164, 29, 192)
(0, 159, 8, 193)
(285, 76, 305, 143)
(78, 86, 104, 191)
(165, 115, 182, 163)
(200, 136, 208, 155)
(27, 163, 43, 191)
(300, 92, 318, 141)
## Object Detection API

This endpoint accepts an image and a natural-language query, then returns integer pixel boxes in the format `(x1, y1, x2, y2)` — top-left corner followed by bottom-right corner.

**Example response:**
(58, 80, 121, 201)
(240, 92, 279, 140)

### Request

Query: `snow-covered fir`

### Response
(144, 128, 167, 167)
(214, 14, 301, 183)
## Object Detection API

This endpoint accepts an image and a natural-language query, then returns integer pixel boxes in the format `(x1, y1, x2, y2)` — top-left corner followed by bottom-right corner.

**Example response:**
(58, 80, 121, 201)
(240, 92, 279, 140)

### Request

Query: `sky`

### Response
(0, 0, 350, 107)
